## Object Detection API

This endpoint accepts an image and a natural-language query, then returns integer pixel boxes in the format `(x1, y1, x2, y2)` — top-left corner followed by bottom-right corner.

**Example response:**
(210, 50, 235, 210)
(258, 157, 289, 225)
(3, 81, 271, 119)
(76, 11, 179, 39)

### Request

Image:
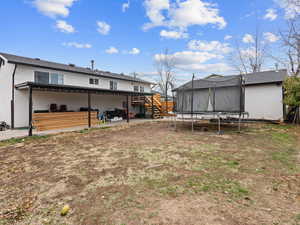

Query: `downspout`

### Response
(11, 64, 18, 129)
(282, 85, 286, 122)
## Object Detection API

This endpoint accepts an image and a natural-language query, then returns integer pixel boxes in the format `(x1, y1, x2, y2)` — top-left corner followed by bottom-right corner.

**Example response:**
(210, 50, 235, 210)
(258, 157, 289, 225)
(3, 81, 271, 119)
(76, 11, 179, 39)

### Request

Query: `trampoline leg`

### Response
(191, 115, 194, 133)
(238, 115, 241, 133)
(218, 115, 221, 135)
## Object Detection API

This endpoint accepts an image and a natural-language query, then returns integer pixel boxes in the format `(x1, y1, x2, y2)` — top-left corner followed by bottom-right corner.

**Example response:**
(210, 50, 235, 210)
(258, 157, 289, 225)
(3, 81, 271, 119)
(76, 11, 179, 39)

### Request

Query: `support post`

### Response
(165, 82, 168, 115)
(151, 94, 154, 119)
(218, 114, 221, 135)
(11, 100, 14, 129)
(238, 114, 241, 133)
(191, 74, 195, 132)
(143, 95, 146, 117)
(127, 95, 129, 123)
(28, 86, 33, 136)
(88, 92, 91, 128)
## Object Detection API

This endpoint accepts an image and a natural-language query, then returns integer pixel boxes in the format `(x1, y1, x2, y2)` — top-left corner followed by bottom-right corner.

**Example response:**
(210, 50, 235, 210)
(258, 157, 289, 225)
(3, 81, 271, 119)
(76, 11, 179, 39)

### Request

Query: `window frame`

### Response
(110, 80, 118, 90)
(34, 71, 50, 84)
(133, 85, 139, 92)
(140, 86, 145, 93)
(89, 78, 99, 85)
(50, 73, 64, 85)
(34, 71, 64, 85)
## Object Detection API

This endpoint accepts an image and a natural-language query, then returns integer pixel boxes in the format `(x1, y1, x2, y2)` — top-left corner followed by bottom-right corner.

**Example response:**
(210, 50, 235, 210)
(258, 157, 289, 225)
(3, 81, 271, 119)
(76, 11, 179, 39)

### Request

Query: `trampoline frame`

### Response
(172, 74, 248, 134)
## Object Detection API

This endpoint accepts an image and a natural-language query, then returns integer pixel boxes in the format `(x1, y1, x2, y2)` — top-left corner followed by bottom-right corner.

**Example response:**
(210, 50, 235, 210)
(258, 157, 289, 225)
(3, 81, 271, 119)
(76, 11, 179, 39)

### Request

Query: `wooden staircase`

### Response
(131, 94, 175, 118)
(145, 94, 163, 119)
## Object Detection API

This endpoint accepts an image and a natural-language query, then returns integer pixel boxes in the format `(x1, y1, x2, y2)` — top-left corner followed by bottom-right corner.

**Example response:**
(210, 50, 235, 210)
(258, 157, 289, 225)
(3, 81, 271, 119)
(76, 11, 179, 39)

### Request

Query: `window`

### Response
(34, 71, 64, 85)
(110, 81, 117, 90)
(34, 71, 49, 84)
(140, 86, 144, 93)
(89, 78, 99, 85)
(134, 86, 139, 92)
(50, 73, 64, 85)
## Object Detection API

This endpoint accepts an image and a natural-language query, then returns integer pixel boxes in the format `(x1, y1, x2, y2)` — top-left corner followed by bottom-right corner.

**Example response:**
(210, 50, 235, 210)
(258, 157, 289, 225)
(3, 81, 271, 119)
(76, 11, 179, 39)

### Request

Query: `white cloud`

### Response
(122, 1, 130, 12)
(143, 0, 170, 30)
(129, 48, 141, 55)
(240, 47, 257, 58)
(177, 62, 233, 72)
(263, 32, 279, 42)
(154, 50, 233, 73)
(242, 34, 255, 43)
(188, 40, 232, 54)
(160, 30, 189, 39)
(105, 46, 119, 54)
(264, 8, 277, 21)
(275, 0, 300, 19)
(155, 51, 222, 66)
(169, 0, 227, 29)
(97, 21, 111, 35)
(143, 0, 226, 31)
(63, 42, 92, 48)
(33, 0, 77, 18)
(55, 20, 75, 33)
(224, 35, 232, 40)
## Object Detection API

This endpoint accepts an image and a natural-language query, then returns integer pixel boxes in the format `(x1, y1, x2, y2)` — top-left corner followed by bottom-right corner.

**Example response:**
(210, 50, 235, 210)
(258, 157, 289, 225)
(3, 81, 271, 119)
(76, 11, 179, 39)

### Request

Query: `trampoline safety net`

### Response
(175, 76, 245, 113)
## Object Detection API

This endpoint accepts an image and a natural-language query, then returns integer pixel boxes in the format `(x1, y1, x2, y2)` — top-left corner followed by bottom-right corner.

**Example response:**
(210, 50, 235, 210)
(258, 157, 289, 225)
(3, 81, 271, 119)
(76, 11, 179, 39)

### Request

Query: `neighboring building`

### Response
(0, 52, 152, 128)
(174, 70, 287, 120)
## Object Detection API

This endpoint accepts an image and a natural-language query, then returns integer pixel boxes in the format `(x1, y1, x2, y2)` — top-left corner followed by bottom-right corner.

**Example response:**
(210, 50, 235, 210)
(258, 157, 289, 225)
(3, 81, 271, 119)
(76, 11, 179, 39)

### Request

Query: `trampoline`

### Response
(172, 75, 248, 133)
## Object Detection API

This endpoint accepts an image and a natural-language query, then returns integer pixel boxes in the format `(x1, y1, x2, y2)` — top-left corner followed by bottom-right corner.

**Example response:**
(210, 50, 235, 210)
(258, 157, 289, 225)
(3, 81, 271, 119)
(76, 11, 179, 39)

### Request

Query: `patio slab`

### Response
(0, 119, 153, 141)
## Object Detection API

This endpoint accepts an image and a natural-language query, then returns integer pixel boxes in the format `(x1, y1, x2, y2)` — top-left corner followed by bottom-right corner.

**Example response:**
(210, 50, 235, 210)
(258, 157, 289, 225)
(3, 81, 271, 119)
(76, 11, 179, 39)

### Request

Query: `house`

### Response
(174, 70, 287, 120)
(0, 52, 152, 132)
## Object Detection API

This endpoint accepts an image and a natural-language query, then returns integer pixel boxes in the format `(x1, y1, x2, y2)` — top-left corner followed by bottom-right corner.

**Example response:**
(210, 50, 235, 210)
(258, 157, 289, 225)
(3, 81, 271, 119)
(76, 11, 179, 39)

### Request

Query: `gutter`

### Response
(11, 63, 18, 129)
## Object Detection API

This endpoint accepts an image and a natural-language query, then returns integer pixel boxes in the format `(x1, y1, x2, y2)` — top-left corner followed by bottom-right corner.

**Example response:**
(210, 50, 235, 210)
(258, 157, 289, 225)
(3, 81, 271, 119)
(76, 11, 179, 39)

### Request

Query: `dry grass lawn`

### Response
(0, 121, 300, 225)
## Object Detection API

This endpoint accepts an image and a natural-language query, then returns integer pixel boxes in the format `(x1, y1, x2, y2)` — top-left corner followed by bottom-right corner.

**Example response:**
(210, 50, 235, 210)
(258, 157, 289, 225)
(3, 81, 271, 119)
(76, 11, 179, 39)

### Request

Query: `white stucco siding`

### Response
(14, 65, 151, 92)
(14, 91, 137, 127)
(9, 65, 150, 127)
(0, 62, 14, 125)
(245, 84, 283, 120)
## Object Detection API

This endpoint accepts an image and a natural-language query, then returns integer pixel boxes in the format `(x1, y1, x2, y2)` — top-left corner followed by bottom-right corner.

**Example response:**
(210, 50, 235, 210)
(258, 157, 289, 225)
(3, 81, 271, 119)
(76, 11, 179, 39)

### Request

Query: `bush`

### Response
(283, 76, 300, 106)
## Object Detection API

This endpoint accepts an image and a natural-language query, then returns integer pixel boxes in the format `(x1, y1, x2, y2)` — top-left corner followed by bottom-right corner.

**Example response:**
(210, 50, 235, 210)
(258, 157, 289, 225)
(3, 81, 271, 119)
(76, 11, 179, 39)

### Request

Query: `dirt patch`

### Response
(0, 121, 299, 225)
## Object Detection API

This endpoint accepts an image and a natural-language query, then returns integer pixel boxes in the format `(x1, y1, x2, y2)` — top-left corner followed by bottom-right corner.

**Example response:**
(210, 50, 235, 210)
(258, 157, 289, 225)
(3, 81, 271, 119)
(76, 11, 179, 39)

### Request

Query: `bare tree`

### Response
(229, 27, 268, 74)
(281, 20, 300, 76)
(272, 3, 299, 77)
(154, 49, 176, 99)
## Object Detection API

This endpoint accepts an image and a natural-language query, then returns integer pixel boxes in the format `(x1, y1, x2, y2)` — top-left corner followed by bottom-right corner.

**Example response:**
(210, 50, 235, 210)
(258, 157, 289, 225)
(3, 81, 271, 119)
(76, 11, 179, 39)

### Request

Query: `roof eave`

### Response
(15, 82, 153, 95)
(7, 59, 152, 85)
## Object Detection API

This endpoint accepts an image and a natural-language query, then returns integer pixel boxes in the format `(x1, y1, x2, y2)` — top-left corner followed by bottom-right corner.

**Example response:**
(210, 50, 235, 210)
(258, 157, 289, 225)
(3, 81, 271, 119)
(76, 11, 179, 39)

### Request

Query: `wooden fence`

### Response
(33, 111, 98, 131)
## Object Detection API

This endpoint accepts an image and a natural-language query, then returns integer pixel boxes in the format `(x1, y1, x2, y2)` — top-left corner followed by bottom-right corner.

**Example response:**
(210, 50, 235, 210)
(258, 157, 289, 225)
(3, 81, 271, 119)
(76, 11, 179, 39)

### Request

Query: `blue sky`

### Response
(0, 0, 295, 84)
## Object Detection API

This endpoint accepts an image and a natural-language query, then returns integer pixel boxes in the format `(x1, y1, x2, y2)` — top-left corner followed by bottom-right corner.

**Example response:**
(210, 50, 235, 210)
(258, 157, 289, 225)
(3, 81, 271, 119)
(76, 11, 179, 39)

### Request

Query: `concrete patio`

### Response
(0, 119, 153, 141)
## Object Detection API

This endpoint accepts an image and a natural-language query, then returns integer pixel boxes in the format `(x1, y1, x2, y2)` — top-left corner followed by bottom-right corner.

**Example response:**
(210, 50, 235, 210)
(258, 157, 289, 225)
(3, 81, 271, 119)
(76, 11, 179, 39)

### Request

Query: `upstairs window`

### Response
(133, 86, 139, 92)
(34, 71, 64, 85)
(50, 73, 64, 85)
(89, 78, 99, 85)
(110, 81, 117, 90)
(140, 86, 145, 93)
(34, 71, 49, 84)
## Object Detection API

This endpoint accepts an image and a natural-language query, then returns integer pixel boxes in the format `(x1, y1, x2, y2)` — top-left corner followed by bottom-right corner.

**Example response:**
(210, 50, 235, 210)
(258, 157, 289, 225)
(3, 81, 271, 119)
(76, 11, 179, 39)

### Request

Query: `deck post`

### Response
(28, 86, 33, 136)
(127, 95, 130, 123)
(151, 94, 154, 119)
(88, 92, 91, 128)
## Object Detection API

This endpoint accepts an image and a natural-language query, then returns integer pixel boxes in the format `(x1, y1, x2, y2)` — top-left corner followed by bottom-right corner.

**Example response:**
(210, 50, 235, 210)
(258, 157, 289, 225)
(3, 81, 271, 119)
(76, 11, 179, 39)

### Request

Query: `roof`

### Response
(15, 82, 153, 96)
(174, 69, 287, 91)
(0, 52, 152, 84)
